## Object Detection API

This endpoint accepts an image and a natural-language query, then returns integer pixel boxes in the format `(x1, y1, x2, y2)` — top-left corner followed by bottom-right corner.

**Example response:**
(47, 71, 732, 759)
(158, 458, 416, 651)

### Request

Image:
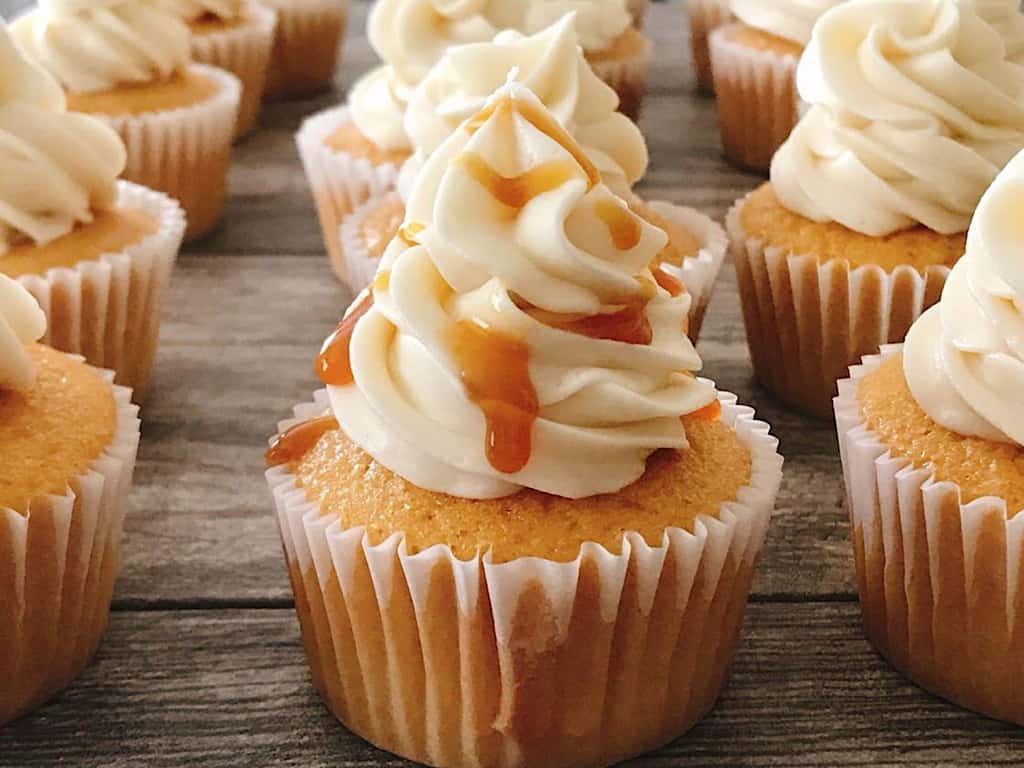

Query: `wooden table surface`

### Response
(3, 2, 1023, 765)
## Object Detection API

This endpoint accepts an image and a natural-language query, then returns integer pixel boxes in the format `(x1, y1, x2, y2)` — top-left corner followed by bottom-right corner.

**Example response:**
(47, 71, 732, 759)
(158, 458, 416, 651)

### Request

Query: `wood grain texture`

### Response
(4, 605, 1023, 766)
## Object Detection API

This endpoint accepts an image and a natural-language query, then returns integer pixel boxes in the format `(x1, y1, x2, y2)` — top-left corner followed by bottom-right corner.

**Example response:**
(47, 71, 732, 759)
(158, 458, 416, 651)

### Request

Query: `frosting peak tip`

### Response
(0, 274, 46, 394)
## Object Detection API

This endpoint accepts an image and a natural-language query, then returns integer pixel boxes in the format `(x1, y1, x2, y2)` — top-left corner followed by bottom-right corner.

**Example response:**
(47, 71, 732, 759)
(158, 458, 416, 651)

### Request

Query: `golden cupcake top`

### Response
(12, 0, 192, 93)
(771, 0, 1024, 237)
(0, 22, 126, 256)
(312, 82, 717, 500)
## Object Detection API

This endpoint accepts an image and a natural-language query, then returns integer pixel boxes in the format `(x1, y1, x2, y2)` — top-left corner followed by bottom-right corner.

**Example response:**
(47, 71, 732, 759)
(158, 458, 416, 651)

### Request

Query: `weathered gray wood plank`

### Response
(3, 604, 1022, 766)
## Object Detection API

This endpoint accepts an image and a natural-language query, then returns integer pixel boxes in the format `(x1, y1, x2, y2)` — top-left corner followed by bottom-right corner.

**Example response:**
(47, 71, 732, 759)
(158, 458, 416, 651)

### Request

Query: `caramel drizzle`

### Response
(265, 415, 339, 468)
(514, 294, 653, 346)
(684, 399, 721, 425)
(595, 198, 642, 251)
(316, 291, 374, 386)
(398, 222, 424, 247)
(457, 154, 580, 210)
(652, 265, 684, 298)
(449, 319, 538, 475)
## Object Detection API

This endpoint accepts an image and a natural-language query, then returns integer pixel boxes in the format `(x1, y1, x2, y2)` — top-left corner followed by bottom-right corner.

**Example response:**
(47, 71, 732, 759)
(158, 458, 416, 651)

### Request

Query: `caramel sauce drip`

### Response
(458, 153, 580, 210)
(449, 319, 538, 474)
(265, 415, 339, 468)
(685, 399, 722, 424)
(316, 291, 374, 386)
(516, 295, 653, 345)
(398, 222, 424, 247)
(596, 198, 642, 251)
(463, 93, 600, 190)
(652, 265, 684, 297)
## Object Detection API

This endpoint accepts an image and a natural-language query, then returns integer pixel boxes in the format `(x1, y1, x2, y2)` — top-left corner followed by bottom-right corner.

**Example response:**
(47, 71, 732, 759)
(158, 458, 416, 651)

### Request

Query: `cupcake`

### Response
(341, 17, 726, 340)
(709, 0, 842, 171)
(0, 276, 141, 726)
(686, 0, 732, 92)
(0, 24, 185, 398)
(835, 147, 1024, 725)
(267, 83, 782, 768)
(13, 0, 241, 241)
(728, 0, 1024, 418)
(164, 0, 278, 137)
(298, 0, 505, 279)
(260, 0, 349, 98)
(524, 0, 652, 120)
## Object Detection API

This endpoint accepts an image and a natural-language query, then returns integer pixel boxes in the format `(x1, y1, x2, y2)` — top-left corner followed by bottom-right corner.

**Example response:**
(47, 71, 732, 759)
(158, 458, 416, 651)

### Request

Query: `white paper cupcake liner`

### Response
(644, 200, 728, 343)
(338, 191, 401, 294)
(0, 367, 140, 726)
(297, 105, 403, 282)
(586, 34, 652, 121)
(727, 194, 952, 419)
(686, 0, 733, 92)
(709, 24, 799, 173)
(836, 345, 1024, 725)
(98, 64, 240, 242)
(266, 388, 782, 768)
(262, 0, 349, 98)
(190, 3, 278, 138)
(16, 182, 185, 401)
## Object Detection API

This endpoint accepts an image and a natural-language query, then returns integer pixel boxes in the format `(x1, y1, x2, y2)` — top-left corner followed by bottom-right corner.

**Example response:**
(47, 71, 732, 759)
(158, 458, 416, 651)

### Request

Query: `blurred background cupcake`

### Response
(13, 0, 240, 241)
(164, 0, 278, 137)
(709, 0, 843, 172)
(727, 0, 1024, 418)
(260, 0, 349, 98)
(685, 0, 732, 92)
(0, 23, 184, 398)
(835, 147, 1024, 726)
(268, 83, 782, 768)
(0, 276, 141, 726)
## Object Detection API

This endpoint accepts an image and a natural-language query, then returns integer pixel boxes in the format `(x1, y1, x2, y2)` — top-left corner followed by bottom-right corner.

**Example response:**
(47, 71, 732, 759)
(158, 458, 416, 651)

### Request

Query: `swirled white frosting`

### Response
(329, 83, 716, 499)
(0, 274, 47, 393)
(403, 16, 647, 198)
(349, 66, 414, 153)
(903, 147, 1024, 447)
(771, 0, 1024, 237)
(731, 0, 843, 46)
(11, 0, 191, 93)
(158, 0, 243, 22)
(0, 23, 126, 254)
(522, 0, 631, 51)
(977, 0, 1024, 61)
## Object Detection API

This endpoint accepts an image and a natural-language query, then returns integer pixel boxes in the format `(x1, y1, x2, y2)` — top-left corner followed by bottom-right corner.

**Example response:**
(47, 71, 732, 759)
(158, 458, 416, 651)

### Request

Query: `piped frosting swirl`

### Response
(771, 0, 1024, 237)
(0, 23, 126, 255)
(0, 275, 47, 393)
(322, 83, 716, 500)
(903, 146, 1024, 447)
(12, 0, 191, 93)
(158, 0, 244, 22)
(403, 15, 647, 198)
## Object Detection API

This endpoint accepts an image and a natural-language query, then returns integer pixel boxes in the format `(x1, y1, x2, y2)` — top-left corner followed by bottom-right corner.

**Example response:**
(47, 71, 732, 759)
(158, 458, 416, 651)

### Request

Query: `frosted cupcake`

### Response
(163, 0, 278, 137)
(13, 0, 241, 241)
(686, 0, 732, 92)
(267, 82, 782, 768)
(261, 0, 349, 98)
(709, 0, 843, 172)
(835, 147, 1024, 725)
(0, 24, 184, 398)
(728, 0, 1024, 418)
(342, 16, 726, 339)
(0, 277, 141, 725)
(522, 0, 652, 119)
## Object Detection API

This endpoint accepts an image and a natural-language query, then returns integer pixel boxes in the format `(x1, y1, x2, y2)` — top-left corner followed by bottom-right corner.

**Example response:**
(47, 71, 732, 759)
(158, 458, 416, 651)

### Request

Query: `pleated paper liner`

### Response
(643, 200, 727, 343)
(190, 2, 277, 138)
(99, 64, 241, 242)
(262, 0, 349, 98)
(586, 33, 652, 121)
(709, 24, 799, 173)
(727, 194, 951, 419)
(0, 369, 140, 726)
(685, 0, 733, 92)
(16, 182, 185, 400)
(266, 389, 782, 768)
(296, 105, 402, 282)
(835, 346, 1024, 726)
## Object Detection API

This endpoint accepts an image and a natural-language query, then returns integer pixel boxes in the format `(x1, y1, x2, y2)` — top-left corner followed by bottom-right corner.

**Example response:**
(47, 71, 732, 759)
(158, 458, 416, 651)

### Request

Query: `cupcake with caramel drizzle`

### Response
(342, 15, 727, 340)
(0, 22, 184, 398)
(266, 82, 782, 768)
(0, 275, 141, 725)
